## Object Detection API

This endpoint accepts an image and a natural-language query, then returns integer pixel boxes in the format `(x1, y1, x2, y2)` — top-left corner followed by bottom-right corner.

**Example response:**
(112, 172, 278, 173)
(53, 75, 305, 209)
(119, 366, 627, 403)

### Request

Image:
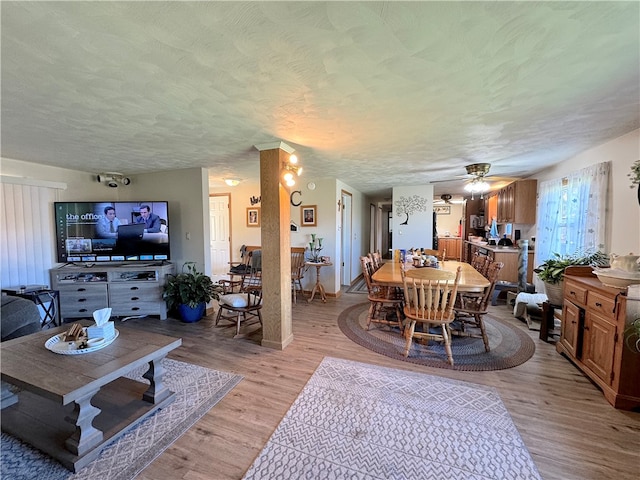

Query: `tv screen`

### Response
(54, 201, 170, 263)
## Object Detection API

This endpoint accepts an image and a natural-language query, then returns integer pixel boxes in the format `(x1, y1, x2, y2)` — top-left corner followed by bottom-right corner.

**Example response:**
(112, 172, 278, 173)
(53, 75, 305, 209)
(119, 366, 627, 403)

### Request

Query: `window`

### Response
(535, 162, 610, 266)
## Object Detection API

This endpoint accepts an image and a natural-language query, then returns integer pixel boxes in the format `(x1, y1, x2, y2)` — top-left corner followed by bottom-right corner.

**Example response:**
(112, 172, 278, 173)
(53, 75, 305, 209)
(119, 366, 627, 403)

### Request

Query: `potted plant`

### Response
(163, 262, 223, 323)
(534, 250, 608, 305)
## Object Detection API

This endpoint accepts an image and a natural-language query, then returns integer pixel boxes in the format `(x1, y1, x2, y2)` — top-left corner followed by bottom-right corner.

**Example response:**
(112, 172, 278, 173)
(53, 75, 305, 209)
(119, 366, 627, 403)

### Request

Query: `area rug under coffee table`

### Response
(1, 359, 242, 480)
(338, 302, 535, 371)
(243, 357, 541, 480)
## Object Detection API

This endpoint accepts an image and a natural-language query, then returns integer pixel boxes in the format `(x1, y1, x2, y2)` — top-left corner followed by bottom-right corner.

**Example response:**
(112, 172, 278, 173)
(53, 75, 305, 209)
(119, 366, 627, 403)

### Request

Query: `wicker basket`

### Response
(544, 281, 564, 306)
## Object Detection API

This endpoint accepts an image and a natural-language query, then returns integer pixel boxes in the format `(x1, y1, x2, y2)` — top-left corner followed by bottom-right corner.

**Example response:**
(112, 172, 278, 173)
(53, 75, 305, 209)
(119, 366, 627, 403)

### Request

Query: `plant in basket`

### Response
(534, 250, 608, 304)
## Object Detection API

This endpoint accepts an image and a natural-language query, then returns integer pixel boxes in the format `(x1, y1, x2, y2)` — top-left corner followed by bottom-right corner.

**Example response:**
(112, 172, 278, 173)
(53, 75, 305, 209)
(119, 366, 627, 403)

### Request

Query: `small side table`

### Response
(305, 262, 333, 303)
(2, 289, 61, 329)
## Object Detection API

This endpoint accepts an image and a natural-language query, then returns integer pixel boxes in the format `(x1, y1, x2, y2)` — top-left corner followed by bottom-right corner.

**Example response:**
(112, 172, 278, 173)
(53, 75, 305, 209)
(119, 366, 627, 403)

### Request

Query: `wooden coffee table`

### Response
(0, 322, 182, 472)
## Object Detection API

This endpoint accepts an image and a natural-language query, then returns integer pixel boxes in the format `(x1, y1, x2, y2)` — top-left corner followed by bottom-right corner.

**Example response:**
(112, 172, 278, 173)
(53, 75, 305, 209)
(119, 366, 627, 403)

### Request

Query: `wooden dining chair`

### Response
(470, 252, 489, 276)
(360, 256, 404, 332)
(367, 251, 383, 271)
(402, 266, 461, 365)
(291, 247, 306, 303)
(452, 261, 504, 351)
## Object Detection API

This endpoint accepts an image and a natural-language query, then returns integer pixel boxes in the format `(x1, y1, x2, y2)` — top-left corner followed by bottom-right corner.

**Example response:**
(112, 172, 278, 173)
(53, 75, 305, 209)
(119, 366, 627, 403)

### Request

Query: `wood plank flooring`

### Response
(117, 292, 640, 480)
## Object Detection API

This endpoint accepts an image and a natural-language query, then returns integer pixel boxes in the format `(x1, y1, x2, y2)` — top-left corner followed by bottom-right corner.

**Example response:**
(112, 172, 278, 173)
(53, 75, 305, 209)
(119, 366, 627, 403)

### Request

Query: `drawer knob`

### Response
(130, 286, 139, 291)
(132, 307, 140, 311)
(78, 298, 86, 302)
(79, 308, 87, 313)
(77, 288, 86, 292)
(131, 296, 139, 301)
(595, 302, 602, 307)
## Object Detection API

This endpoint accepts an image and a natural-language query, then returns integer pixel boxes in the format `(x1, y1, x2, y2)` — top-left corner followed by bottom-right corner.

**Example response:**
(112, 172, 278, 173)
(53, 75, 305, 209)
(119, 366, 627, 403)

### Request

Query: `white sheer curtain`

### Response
(535, 161, 610, 266)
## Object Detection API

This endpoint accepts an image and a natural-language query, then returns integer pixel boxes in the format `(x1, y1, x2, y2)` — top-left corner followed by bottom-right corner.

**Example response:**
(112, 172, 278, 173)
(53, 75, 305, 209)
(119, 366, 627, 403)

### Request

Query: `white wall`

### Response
(435, 203, 464, 237)
(391, 185, 435, 251)
(531, 129, 640, 258)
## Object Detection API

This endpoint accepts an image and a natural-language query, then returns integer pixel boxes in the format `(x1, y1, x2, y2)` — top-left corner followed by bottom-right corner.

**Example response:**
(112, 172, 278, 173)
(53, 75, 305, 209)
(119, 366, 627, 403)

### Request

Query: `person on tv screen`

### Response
(96, 206, 121, 238)
(136, 205, 161, 233)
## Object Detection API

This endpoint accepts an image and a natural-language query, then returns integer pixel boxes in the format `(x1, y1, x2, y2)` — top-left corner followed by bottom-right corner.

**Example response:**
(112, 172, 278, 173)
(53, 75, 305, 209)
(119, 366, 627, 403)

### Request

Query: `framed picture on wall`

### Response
(247, 207, 260, 227)
(301, 205, 317, 227)
(434, 205, 451, 215)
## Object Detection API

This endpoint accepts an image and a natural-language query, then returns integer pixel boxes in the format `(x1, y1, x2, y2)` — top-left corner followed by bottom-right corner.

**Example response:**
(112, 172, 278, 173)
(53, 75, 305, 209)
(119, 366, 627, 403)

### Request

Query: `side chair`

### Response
(452, 261, 504, 351)
(402, 266, 461, 365)
(367, 251, 383, 271)
(360, 256, 404, 332)
(291, 247, 306, 303)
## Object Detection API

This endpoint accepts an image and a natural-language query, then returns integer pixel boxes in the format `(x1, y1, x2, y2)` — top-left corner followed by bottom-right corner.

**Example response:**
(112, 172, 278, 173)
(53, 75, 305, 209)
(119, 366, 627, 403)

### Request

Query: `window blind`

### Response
(1, 182, 59, 289)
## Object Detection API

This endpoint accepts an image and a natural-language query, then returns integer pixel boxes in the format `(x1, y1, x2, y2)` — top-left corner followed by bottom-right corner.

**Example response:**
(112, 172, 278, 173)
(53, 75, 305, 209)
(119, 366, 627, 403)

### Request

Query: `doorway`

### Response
(209, 194, 231, 281)
(340, 190, 353, 286)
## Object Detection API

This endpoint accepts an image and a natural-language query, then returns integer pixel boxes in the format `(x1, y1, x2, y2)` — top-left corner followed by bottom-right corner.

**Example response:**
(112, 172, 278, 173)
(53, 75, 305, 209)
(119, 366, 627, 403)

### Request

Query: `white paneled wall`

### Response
(1, 180, 61, 289)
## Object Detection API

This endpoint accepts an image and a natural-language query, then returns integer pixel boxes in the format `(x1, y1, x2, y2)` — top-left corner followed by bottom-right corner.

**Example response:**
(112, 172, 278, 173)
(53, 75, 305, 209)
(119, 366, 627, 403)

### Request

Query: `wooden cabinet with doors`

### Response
(437, 237, 462, 261)
(557, 267, 640, 410)
(485, 194, 498, 223)
(495, 179, 537, 224)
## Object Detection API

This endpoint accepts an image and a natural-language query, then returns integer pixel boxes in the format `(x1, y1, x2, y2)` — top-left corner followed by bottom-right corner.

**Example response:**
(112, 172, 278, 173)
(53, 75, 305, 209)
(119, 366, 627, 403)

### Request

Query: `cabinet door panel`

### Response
(583, 312, 616, 384)
(561, 300, 582, 358)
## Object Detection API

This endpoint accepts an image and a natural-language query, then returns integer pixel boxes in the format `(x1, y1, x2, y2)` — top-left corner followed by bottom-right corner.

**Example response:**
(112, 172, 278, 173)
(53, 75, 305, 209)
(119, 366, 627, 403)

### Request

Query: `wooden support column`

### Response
(255, 142, 294, 350)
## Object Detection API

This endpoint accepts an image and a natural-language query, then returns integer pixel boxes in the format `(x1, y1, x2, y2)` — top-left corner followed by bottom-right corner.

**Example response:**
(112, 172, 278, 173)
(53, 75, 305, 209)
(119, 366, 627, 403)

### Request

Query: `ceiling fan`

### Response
(463, 163, 492, 199)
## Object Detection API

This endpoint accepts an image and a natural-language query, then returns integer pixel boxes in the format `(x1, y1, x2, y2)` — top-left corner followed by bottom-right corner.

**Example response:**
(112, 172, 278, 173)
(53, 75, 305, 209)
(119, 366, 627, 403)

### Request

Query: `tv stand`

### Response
(50, 263, 175, 322)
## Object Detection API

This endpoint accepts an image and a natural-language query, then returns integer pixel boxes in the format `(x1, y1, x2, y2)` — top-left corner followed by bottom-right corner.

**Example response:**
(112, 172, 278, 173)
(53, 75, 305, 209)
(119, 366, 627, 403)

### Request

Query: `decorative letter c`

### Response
(290, 190, 302, 206)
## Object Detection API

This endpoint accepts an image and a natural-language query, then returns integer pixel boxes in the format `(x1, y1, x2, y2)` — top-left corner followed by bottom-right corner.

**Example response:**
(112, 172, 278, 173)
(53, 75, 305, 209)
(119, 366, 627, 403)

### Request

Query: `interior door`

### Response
(209, 194, 231, 277)
(341, 191, 352, 286)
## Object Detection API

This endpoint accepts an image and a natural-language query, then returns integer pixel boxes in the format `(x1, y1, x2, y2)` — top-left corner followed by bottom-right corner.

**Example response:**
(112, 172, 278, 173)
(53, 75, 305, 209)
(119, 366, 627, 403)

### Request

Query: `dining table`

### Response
(372, 260, 490, 293)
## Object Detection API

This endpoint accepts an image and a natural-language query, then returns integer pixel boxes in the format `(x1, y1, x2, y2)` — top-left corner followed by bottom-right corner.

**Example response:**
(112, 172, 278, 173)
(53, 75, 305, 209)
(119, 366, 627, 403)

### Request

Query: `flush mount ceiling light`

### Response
(224, 178, 241, 187)
(282, 153, 302, 187)
(96, 172, 131, 188)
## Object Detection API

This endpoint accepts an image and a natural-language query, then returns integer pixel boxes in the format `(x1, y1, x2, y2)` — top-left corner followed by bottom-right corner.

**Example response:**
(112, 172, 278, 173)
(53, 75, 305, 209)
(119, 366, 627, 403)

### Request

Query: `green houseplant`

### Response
(163, 262, 223, 322)
(535, 250, 608, 304)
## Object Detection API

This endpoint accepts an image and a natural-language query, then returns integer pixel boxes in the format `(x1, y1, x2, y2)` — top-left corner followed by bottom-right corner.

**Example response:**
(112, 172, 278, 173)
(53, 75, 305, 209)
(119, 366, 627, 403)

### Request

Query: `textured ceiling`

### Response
(1, 2, 638, 198)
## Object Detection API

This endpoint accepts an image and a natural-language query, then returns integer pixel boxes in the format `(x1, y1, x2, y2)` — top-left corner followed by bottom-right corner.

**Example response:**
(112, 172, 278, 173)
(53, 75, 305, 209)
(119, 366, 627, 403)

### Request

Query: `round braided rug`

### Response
(338, 302, 535, 371)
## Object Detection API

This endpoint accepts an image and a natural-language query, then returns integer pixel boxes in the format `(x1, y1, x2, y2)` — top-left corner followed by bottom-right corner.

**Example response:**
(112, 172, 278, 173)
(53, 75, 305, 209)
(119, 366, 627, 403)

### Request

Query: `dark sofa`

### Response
(1, 295, 41, 341)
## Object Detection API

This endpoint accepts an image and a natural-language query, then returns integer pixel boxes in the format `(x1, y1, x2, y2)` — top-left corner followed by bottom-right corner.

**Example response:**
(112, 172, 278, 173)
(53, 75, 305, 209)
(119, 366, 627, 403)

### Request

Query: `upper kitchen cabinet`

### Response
(495, 179, 537, 224)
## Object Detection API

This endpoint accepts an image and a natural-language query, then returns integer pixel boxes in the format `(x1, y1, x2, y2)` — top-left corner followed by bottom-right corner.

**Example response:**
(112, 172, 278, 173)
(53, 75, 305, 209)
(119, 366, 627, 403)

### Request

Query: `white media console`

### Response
(50, 262, 175, 322)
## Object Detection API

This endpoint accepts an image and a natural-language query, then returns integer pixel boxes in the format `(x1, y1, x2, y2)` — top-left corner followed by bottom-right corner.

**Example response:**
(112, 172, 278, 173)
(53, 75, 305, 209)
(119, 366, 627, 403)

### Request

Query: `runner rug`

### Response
(338, 302, 535, 371)
(243, 357, 541, 479)
(1, 359, 242, 480)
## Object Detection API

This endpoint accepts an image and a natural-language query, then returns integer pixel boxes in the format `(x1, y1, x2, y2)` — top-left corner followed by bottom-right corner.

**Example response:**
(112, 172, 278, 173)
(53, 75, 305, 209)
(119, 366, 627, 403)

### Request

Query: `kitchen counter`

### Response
(465, 240, 532, 254)
(465, 240, 535, 283)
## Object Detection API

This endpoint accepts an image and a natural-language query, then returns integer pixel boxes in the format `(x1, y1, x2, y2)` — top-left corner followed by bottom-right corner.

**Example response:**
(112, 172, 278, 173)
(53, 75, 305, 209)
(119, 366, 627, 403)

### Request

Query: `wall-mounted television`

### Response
(54, 201, 170, 263)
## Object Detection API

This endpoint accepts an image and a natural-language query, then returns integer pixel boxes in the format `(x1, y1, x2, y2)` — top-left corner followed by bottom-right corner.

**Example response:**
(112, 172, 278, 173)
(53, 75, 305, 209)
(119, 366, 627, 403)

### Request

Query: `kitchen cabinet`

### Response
(485, 194, 498, 223)
(495, 179, 537, 224)
(557, 269, 640, 410)
(437, 237, 462, 261)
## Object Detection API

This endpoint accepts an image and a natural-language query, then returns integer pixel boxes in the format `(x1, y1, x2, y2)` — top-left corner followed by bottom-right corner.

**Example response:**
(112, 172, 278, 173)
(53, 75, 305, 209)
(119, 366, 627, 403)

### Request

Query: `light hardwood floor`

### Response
(121, 291, 640, 480)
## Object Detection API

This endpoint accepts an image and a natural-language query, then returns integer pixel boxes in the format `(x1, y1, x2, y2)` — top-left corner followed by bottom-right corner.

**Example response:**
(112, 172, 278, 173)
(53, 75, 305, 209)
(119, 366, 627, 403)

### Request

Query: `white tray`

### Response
(45, 328, 119, 355)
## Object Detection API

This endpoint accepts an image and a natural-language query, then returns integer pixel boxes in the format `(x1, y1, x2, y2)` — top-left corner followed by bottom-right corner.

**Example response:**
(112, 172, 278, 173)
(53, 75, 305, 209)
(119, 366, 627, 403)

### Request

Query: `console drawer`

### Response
(109, 283, 162, 303)
(59, 284, 109, 317)
(587, 291, 616, 318)
(564, 279, 588, 306)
